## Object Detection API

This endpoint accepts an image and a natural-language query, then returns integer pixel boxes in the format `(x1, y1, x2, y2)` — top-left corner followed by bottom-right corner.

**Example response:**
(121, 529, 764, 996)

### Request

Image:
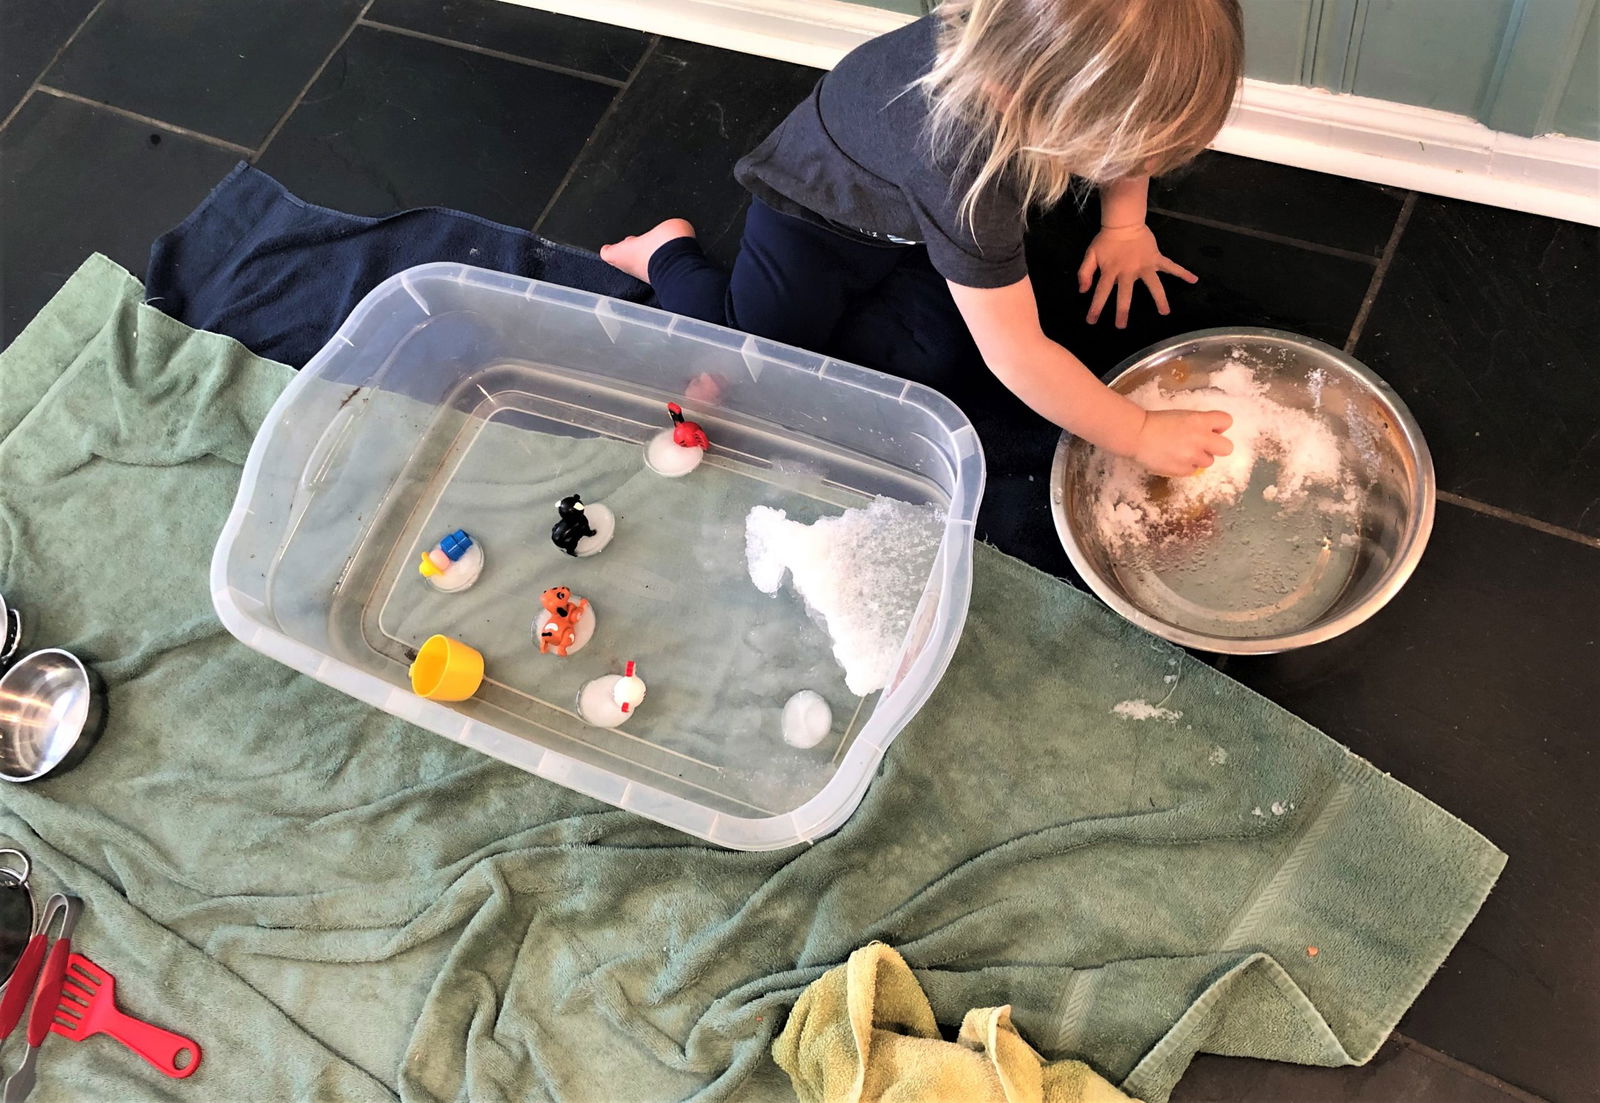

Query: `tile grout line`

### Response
(1343, 190, 1417, 353)
(253, 0, 377, 162)
(1438, 491, 1600, 550)
(532, 36, 660, 234)
(0, 0, 109, 135)
(358, 19, 627, 88)
(29, 86, 255, 155)
(1145, 206, 1382, 266)
(1391, 1033, 1549, 1103)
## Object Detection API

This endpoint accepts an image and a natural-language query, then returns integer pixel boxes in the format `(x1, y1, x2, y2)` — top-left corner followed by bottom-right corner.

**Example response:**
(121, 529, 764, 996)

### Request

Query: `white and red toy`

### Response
(644, 402, 710, 477)
(578, 660, 648, 728)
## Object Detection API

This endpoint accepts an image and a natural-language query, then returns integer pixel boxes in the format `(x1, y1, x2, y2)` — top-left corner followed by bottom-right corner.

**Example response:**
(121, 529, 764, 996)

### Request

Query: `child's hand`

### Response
(1078, 225, 1199, 328)
(1133, 409, 1234, 477)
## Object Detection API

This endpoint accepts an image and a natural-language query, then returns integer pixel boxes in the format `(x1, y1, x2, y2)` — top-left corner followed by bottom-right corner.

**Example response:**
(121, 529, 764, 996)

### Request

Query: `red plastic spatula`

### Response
(50, 953, 201, 1078)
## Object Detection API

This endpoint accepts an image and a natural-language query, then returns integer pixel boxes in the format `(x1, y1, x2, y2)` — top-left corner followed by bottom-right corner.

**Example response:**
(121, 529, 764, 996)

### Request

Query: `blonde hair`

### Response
(920, 0, 1244, 228)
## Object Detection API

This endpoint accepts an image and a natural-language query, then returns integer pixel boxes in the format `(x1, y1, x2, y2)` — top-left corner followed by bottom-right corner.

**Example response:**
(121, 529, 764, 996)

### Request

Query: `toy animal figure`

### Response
(666, 402, 710, 450)
(550, 494, 597, 557)
(538, 586, 588, 656)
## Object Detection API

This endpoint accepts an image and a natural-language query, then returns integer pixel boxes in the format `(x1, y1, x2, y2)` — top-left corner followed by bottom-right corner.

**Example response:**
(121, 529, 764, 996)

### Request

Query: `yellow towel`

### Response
(774, 945, 1138, 1103)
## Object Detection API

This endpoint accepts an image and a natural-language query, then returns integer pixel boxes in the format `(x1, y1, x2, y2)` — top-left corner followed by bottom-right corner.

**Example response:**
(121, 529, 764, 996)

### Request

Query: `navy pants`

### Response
(146, 163, 649, 368)
(647, 200, 982, 388)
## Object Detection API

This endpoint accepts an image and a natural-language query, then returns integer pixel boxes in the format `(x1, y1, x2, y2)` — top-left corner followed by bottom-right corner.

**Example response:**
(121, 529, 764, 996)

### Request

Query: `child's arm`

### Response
(1080, 175, 1198, 328)
(948, 277, 1232, 477)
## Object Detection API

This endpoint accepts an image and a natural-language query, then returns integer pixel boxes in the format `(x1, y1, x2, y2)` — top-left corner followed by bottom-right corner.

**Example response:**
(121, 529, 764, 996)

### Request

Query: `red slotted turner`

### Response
(50, 953, 201, 1078)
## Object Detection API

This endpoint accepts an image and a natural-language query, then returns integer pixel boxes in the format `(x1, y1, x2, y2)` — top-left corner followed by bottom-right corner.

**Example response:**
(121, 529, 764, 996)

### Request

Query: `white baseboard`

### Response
(502, 0, 907, 71)
(502, 0, 1600, 226)
(1222, 83, 1600, 227)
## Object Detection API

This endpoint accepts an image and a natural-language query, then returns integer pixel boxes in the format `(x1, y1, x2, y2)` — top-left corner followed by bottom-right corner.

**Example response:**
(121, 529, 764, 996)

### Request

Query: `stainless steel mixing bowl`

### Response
(0, 649, 106, 782)
(1051, 328, 1435, 653)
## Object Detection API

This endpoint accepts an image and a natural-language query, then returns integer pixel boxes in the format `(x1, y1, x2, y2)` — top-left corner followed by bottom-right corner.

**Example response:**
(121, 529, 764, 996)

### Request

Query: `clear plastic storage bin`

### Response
(211, 263, 983, 850)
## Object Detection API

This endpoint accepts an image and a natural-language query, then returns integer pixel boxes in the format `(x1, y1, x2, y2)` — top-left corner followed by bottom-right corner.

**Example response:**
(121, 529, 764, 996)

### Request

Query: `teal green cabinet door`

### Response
(1343, 0, 1514, 116)
(1239, 0, 1599, 138)
(1239, 0, 1318, 84)
(1556, 10, 1600, 138)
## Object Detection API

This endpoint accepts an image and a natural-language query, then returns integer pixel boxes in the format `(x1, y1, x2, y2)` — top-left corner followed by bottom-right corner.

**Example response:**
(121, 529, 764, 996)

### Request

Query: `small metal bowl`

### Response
(0, 649, 106, 782)
(1051, 328, 1435, 654)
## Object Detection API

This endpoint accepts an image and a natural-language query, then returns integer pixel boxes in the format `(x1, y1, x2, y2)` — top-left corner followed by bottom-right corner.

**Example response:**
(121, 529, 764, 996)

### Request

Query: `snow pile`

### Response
(1092, 360, 1351, 550)
(746, 498, 943, 695)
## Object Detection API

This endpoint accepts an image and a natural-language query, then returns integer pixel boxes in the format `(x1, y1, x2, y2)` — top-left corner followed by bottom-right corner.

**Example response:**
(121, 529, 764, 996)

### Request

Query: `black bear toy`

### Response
(551, 494, 597, 557)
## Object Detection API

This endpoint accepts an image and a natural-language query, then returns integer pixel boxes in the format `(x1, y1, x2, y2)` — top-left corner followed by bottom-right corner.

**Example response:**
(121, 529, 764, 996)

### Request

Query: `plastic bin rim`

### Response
(367, 262, 979, 432)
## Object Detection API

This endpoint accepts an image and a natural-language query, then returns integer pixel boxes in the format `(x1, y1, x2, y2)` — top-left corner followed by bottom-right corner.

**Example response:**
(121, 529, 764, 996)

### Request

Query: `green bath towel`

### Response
(0, 256, 1504, 1103)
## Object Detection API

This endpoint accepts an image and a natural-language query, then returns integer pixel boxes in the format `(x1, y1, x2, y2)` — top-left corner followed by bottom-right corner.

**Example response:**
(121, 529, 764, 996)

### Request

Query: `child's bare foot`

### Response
(600, 218, 696, 282)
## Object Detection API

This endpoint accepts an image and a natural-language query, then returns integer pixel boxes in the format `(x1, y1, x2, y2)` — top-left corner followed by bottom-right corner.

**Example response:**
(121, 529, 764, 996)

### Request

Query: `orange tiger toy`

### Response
(538, 586, 588, 656)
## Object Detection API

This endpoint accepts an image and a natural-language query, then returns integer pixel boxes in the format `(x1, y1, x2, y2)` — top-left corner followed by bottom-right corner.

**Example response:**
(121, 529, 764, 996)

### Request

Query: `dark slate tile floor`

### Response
(1151, 150, 1407, 258)
(1179, 1034, 1545, 1103)
(365, 0, 649, 81)
(0, 0, 97, 122)
(3, 1, 1596, 1099)
(43, 0, 366, 147)
(536, 39, 822, 266)
(1357, 198, 1600, 536)
(254, 23, 617, 225)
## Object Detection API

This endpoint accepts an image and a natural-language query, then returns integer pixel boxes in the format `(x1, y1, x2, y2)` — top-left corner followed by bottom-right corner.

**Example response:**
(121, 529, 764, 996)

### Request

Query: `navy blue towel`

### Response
(145, 162, 652, 368)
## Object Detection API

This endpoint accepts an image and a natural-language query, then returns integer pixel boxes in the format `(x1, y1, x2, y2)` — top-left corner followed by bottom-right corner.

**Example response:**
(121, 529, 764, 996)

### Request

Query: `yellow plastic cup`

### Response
(409, 635, 484, 701)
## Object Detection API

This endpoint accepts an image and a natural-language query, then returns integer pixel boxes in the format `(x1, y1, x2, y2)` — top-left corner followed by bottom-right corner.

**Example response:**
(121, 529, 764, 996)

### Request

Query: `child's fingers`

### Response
(1158, 256, 1199, 284)
(1077, 250, 1098, 294)
(1086, 273, 1115, 323)
(1141, 272, 1170, 315)
(1115, 276, 1134, 329)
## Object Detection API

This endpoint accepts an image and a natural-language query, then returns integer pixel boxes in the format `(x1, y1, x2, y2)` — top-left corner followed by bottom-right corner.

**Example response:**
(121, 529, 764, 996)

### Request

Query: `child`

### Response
(602, 0, 1243, 476)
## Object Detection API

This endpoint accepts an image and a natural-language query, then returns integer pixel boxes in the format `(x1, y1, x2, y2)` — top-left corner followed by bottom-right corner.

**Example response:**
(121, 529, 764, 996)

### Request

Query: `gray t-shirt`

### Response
(735, 16, 1029, 289)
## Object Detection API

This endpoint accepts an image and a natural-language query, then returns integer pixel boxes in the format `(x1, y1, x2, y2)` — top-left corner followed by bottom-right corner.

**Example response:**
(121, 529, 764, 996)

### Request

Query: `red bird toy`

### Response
(666, 403, 710, 450)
